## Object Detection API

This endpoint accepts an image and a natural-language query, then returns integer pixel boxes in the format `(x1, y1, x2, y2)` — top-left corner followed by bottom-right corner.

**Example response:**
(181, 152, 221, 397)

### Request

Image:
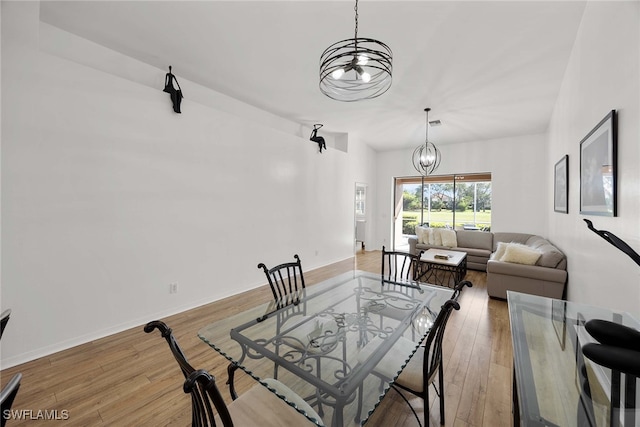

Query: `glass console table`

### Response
(199, 271, 454, 427)
(508, 291, 639, 426)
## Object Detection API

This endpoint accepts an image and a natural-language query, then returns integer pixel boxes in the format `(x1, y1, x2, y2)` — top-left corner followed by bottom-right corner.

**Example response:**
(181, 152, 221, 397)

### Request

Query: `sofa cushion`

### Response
(501, 243, 541, 265)
(440, 229, 457, 248)
(415, 243, 447, 252)
(462, 247, 492, 258)
(456, 230, 493, 251)
(487, 260, 568, 282)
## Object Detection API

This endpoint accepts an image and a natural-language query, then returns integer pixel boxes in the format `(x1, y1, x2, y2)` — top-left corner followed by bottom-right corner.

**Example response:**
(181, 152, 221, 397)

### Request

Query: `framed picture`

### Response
(554, 155, 569, 213)
(580, 110, 617, 216)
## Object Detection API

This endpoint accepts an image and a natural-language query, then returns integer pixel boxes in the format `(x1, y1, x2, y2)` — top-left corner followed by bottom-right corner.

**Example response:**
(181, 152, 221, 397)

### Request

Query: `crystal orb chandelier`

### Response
(319, 0, 392, 102)
(412, 108, 442, 176)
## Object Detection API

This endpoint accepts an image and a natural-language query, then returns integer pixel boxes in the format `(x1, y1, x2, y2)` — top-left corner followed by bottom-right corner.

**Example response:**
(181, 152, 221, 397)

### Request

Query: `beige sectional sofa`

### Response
(409, 229, 493, 271)
(408, 229, 568, 300)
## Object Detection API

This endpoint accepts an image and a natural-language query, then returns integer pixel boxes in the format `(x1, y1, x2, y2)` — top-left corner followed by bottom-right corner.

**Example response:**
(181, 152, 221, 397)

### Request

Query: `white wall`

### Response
(0, 2, 376, 367)
(374, 133, 548, 249)
(547, 1, 640, 317)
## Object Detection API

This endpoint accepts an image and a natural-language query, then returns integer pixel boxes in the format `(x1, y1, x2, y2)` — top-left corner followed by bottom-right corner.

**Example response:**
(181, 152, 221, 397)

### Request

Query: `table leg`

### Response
(513, 366, 521, 425)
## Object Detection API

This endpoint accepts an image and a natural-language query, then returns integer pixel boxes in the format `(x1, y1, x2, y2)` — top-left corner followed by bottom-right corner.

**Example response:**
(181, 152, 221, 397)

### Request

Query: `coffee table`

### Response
(417, 248, 467, 288)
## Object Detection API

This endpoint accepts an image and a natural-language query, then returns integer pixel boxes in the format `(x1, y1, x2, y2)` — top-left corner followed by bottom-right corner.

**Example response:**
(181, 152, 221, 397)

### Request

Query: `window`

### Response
(393, 173, 492, 249)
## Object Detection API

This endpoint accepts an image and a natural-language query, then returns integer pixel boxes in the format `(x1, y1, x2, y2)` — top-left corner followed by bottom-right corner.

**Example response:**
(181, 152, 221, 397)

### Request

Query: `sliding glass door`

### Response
(393, 173, 492, 249)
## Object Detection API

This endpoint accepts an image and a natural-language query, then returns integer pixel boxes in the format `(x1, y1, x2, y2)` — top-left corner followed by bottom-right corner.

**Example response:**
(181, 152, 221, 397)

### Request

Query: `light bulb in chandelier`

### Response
(357, 54, 369, 65)
(332, 68, 345, 79)
(352, 65, 370, 82)
(420, 152, 436, 166)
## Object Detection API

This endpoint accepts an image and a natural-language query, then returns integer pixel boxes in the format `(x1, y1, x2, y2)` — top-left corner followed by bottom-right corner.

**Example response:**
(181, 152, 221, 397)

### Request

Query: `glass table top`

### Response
(198, 270, 454, 427)
(507, 291, 640, 427)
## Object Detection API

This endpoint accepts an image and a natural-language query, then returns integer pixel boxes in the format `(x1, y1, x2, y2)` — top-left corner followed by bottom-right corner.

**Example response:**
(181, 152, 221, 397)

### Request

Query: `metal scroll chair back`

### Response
(381, 246, 424, 283)
(393, 298, 461, 427)
(0, 309, 11, 340)
(1, 373, 22, 427)
(144, 321, 233, 427)
(452, 280, 473, 300)
(258, 255, 305, 307)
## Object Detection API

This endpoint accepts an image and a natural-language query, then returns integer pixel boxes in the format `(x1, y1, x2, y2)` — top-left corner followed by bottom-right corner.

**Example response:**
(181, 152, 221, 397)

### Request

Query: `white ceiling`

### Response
(40, 1, 587, 151)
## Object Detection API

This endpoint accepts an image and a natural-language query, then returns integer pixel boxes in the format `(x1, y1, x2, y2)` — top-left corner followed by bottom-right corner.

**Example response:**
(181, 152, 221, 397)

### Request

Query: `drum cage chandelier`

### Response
(319, 0, 392, 102)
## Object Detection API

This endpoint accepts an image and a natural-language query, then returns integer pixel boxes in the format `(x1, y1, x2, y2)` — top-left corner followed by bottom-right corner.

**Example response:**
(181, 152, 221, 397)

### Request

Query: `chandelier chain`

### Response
(425, 109, 429, 144)
(354, 0, 359, 39)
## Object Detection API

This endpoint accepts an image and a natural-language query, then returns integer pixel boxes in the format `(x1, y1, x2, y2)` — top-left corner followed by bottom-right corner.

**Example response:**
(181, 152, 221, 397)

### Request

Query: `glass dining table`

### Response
(198, 270, 454, 427)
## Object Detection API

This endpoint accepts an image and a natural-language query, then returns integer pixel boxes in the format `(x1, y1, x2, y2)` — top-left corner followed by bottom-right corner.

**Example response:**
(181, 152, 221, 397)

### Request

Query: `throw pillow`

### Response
(501, 243, 542, 265)
(531, 242, 565, 268)
(431, 228, 443, 246)
(440, 229, 457, 248)
(427, 228, 434, 245)
(423, 227, 433, 245)
(537, 249, 564, 268)
(493, 241, 509, 261)
(415, 226, 426, 244)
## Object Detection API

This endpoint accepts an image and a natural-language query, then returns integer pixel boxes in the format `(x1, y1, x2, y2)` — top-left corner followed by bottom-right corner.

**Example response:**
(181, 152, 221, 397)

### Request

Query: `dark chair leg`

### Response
(226, 362, 239, 400)
(438, 360, 445, 425)
(424, 382, 430, 427)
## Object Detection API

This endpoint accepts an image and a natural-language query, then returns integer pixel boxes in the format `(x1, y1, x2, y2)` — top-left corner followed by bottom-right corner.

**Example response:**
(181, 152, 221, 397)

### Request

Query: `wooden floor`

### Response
(1, 250, 513, 426)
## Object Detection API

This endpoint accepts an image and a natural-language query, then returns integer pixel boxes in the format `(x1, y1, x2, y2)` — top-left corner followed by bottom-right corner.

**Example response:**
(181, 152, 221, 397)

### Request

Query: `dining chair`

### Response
(358, 297, 461, 427)
(256, 254, 343, 416)
(144, 320, 323, 426)
(393, 298, 460, 426)
(381, 246, 424, 283)
(1, 373, 22, 427)
(258, 254, 305, 307)
(0, 309, 11, 340)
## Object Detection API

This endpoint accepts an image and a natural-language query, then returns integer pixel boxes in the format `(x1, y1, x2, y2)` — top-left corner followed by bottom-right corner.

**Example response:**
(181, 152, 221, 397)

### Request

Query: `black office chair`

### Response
(381, 246, 424, 283)
(144, 320, 322, 427)
(258, 254, 306, 307)
(1, 373, 22, 427)
(0, 309, 11, 340)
